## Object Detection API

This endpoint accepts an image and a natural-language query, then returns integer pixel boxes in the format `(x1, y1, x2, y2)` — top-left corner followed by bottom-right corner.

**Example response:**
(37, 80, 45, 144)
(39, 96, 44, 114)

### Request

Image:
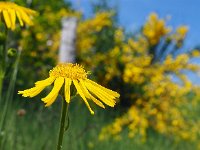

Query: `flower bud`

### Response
(7, 48, 17, 57)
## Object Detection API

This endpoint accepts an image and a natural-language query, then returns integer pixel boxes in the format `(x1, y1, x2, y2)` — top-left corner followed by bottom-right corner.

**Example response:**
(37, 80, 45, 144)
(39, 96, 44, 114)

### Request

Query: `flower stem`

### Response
(0, 28, 8, 103)
(0, 50, 21, 129)
(0, 76, 3, 102)
(57, 98, 69, 150)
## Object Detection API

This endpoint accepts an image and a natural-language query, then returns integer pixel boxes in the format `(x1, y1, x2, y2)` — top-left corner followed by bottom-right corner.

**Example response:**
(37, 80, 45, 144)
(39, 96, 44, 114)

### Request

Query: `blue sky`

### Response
(69, 0, 200, 48)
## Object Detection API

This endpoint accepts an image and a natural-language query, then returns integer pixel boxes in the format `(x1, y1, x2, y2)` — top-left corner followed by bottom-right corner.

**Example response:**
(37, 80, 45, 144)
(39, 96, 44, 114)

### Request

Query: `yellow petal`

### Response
(73, 80, 94, 115)
(8, 8, 16, 30)
(3, 10, 11, 28)
(16, 11, 24, 26)
(86, 81, 117, 100)
(35, 77, 55, 86)
(85, 81, 118, 100)
(45, 93, 58, 107)
(18, 86, 44, 97)
(18, 9, 32, 25)
(29, 86, 46, 97)
(18, 77, 56, 98)
(84, 82, 116, 107)
(41, 77, 64, 106)
(23, 7, 37, 16)
(65, 78, 72, 103)
(86, 79, 120, 98)
(79, 79, 105, 109)
(18, 89, 30, 97)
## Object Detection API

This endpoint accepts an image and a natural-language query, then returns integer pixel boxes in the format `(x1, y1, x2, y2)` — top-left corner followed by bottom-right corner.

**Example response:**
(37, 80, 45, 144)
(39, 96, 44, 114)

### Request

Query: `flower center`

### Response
(49, 63, 88, 80)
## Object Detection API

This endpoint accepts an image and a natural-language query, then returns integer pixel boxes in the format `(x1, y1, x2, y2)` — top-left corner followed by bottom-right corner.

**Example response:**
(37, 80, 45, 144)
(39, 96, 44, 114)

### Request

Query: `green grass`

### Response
(0, 96, 199, 150)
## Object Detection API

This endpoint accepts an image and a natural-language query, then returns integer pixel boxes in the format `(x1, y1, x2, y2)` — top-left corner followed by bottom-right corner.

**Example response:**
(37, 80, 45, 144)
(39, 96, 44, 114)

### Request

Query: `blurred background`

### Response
(1, 0, 200, 149)
(72, 0, 200, 47)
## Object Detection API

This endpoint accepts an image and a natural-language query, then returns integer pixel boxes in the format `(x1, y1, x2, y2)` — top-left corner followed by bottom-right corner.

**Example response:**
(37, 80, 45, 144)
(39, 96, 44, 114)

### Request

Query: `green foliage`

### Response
(1, 99, 199, 150)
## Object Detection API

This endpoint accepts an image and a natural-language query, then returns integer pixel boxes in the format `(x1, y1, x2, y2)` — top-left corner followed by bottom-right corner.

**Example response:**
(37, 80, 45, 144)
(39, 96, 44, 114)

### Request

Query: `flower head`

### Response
(0, 2, 37, 30)
(18, 63, 120, 114)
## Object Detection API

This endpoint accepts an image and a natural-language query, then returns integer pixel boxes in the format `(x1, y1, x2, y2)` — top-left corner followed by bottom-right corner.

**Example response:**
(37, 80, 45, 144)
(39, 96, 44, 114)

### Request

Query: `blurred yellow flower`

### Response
(0, 2, 37, 30)
(143, 13, 171, 45)
(18, 63, 119, 114)
(176, 26, 188, 37)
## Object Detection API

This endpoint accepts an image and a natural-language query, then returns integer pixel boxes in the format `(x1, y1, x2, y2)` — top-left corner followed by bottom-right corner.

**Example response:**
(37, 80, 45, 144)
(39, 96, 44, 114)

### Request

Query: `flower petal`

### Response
(18, 9, 32, 25)
(35, 77, 55, 86)
(79, 79, 105, 109)
(86, 79, 120, 98)
(45, 94, 59, 107)
(42, 77, 64, 106)
(18, 85, 47, 98)
(8, 8, 16, 30)
(65, 78, 72, 103)
(23, 7, 37, 16)
(84, 82, 116, 107)
(85, 80, 118, 101)
(16, 11, 24, 26)
(18, 77, 56, 98)
(73, 80, 94, 115)
(3, 10, 11, 28)
(29, 86, 46, 97)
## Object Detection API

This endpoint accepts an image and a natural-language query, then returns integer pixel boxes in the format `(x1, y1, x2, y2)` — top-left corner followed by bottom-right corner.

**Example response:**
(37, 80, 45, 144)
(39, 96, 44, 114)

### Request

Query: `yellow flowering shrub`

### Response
(169, 26, 188, 48)
(143, 13, 171, 46)
(75, 13, 200, 143)
(76, 11, 114, 67)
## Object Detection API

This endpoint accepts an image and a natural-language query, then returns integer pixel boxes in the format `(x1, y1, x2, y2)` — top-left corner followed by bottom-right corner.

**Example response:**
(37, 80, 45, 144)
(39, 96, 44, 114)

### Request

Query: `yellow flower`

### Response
(176, 26, 188, 37)
(18, 63, 120, 115)
(143, 13, 171, 45)
(0, 2, 37, 30)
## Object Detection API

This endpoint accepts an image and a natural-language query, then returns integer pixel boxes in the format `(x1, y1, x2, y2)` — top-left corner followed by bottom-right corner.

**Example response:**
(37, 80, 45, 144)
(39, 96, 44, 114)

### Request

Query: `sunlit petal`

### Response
(73, 80, 94, 115)
(87, 79, 120, 98)
(65, 78, 72, 103)
(42, 77, 64, 106)
(79, 79, 105, 109)
(3, 10, 11, 28)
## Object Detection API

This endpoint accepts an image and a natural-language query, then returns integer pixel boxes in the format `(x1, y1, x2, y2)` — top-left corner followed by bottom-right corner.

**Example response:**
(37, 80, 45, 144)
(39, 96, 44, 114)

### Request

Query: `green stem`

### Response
(0, 28, 8, 103)
(2, 28, 7, 70)
(0, 76, 3, 103)
(57, 97, 69, 150)
(0, 51, 21, 149)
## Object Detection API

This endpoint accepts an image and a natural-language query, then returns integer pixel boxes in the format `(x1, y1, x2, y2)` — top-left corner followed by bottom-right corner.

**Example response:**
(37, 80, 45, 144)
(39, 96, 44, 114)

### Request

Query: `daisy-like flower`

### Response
(0, 2, 37, 30)
(18, 63, 120, 114)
